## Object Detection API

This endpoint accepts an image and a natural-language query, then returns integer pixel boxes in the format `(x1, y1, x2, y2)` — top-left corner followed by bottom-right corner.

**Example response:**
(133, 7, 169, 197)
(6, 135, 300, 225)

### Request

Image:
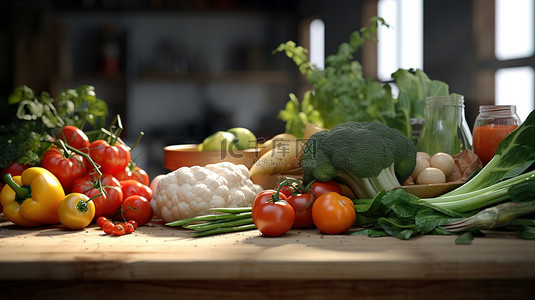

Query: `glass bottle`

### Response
(472, 105, 521, 166)
(416, 95, 473, 155)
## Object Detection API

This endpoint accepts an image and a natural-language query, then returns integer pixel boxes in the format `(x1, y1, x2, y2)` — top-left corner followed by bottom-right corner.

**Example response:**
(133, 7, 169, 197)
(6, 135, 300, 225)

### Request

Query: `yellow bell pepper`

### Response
(57, 193, 96, 230)
(1, 167, 65, 227)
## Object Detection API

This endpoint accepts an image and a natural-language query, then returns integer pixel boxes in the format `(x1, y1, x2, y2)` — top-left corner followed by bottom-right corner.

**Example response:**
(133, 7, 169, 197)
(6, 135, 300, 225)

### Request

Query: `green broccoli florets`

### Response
(302, 121, 417, 199)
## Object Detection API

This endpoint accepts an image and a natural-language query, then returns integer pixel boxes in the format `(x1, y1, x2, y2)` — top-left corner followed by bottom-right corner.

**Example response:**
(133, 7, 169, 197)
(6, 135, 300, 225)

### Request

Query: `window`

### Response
(495, 0, 535, 121)
(377, 0, 423, 82)
(495, 67, 534, 121)
(495, 0, 534, 60)
(309, 18, 325, 70)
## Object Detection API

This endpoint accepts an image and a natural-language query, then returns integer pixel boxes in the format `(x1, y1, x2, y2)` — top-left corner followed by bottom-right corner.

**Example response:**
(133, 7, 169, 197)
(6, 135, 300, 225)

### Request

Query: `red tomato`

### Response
(41, 146, 87, 192)
(311, 180, 342, 198)
(123, 222, 135, 234)
(286, 193, 314, 229)
(128, 220, 138, 229)
(116, 165, 150, 186)
(89, 140, 131, 175)
(1, 162, 30, 182)
(312, 192, 356, 234)
(120, 179, 153, 201)
(57, 125, 90, 153)
(102, 221, 115, 234)
(121, 195, 153, 226)
(96, 216, 109, 227)
(279, 185, 297, 198)
(112, 224, 125, 236)
(252, 190, 294, 237)
(251, 190, 281, 211)
(72, 173, 124, 219)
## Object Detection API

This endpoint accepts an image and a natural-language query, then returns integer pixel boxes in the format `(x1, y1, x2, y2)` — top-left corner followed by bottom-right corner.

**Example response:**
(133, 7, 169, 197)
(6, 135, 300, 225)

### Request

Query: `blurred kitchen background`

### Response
(1, 0, 534, 179)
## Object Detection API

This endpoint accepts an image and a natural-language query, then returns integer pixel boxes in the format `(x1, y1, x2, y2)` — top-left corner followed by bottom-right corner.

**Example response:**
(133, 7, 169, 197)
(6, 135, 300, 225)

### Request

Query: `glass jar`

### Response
(472, 105, 521, 166)
(416, 95, 473, 155)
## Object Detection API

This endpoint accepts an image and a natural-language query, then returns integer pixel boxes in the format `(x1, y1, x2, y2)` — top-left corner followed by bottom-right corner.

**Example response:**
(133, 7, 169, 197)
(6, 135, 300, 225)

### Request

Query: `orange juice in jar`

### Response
(472, 105, 521, 166)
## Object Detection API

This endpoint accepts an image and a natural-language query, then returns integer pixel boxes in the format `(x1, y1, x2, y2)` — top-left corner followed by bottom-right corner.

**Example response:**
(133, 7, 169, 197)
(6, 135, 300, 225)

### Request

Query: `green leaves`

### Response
(272, 41, 311, 75)
(352, 188, 466, 240)
(277, 92, 323, 138)
(56, 85, 108, 129)
(392, 68, 450, 121)
(275, 17, 403, 138)
(0, 85, 109, 168)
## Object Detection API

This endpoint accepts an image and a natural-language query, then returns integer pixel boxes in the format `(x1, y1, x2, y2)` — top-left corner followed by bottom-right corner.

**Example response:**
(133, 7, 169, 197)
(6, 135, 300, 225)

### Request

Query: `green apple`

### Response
(227, 127, 257, 150)
(201, 131, 237, 151)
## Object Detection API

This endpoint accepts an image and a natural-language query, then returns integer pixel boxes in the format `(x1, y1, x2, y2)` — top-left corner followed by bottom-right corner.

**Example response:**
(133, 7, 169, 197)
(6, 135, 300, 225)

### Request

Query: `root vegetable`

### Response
(417, 152, 431, 162)
(258, 133, 297, 157)
(416, 167, 446, 184)
(249, 139, 304, 177)
(304, 123, 325, 139)
(430, 152, 455, 176)
(411, 155, 431, 179)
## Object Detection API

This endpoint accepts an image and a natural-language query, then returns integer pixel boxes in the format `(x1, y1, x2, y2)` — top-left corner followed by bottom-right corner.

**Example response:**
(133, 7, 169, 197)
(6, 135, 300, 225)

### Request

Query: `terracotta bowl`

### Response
(163, 144, 260, 171)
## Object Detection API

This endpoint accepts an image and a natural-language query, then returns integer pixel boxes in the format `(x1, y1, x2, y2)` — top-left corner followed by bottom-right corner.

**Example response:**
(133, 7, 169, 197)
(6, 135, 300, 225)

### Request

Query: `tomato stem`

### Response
(129, 131, 144, 152)
(55, 139, 106, 201)
(276, 178, 306, 197)
(87, 193, 103, 202)
(106, 114, 124, 146)
(55, 137, 74, 158)
(120, 206, 134, 223)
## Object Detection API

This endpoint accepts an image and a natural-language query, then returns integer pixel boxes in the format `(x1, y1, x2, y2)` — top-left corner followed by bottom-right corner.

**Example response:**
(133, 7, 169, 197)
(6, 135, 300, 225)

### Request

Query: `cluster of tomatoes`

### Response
(252, 180, 356, 237)
(97, 216, 138, 236)
(1, 125, 154, 229)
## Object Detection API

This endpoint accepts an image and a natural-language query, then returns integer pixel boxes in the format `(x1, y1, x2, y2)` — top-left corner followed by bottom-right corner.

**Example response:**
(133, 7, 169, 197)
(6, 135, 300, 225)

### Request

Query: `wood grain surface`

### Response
(1, 218, 534, 299)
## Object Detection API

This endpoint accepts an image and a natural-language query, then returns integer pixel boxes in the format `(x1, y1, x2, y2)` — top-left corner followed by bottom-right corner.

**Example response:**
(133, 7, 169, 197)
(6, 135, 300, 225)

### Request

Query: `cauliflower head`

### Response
(151, 162, 263, 222)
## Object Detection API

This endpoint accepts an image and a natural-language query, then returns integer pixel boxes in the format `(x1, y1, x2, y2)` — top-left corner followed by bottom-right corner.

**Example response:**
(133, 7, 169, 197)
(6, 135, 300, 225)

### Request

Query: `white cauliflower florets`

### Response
(151, 162, 264, 222)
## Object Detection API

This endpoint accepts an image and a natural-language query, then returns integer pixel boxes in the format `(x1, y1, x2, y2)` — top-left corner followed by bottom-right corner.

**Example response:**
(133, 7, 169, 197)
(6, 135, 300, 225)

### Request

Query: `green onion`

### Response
(165, 207, 256, 237)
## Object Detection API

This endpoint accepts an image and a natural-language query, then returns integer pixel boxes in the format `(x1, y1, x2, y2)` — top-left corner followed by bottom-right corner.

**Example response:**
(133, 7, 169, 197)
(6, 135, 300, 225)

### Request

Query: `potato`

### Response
(250, 139, 304, 177)
(304, 123, 325, 139)
(258, 133, 297, 157)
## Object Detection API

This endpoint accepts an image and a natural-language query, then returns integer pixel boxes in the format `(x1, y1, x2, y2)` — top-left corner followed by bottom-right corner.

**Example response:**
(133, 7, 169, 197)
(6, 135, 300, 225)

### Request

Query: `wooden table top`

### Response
(1, 218, 534, 282)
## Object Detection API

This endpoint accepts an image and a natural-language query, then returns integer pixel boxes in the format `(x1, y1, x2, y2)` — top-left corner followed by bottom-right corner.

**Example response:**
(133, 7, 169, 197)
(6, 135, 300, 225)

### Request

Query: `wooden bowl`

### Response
(396, 182, 463, 198)
(164, 144, 260, 171)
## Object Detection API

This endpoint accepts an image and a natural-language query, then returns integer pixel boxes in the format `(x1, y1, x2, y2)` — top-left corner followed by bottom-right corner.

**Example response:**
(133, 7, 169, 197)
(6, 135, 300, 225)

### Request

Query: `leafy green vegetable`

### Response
(0, 85, 108, 168)
(351, 153, 535, 243)
(274, 17, 401, 138)
(391, 68, 451, 121)
(517, 226, 535, 240)
(55, 85, 108, 129)
(274, 17, 455, 138)
(351, 189, 465, 240)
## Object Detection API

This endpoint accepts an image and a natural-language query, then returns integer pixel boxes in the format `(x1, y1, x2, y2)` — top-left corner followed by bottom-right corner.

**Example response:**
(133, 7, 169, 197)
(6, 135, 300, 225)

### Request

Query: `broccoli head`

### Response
(302, 121, 417, 199)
